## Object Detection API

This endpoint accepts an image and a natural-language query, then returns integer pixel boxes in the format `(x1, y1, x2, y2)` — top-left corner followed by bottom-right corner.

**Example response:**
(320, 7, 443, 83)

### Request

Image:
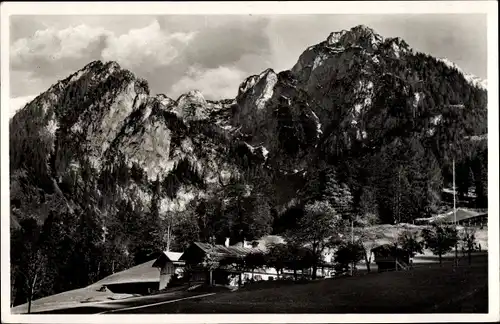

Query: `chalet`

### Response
(371, 244, 410, 272)
(179, 239, 280, 286)
(152, 251, 185, 290)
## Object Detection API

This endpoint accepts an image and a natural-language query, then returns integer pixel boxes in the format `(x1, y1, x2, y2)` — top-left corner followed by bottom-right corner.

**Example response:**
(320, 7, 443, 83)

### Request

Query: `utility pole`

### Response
(453, 159, 458, 266)
(351, 220, 354, 244)
(166, 219, 171, 252)
(350, 219, 354, 276)
(398, 168, 401, 224)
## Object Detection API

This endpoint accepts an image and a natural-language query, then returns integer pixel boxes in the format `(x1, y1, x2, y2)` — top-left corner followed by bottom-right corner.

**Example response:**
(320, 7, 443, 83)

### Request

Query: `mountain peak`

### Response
(326, 25, 383, 50)
(176, 89, 206, 102)
(172, 89, 208, 120)
(81, 60, 120, 70)
(351, 24, 377, 34)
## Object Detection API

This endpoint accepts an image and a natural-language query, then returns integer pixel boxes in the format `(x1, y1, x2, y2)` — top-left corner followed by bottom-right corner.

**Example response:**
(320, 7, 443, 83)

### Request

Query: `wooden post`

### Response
(166, 221, 171, 252)
(351, 220, 354, 276)
(28, 272, 37, 314)
(453, 159, 458, 267)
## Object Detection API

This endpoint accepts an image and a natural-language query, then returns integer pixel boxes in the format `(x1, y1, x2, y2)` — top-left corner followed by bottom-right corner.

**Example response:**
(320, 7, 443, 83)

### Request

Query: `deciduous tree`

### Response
(396, 229, 424, 267)
(244, 252, 267, 280)
(460, 226, 477, 265)
(333, 241, 365, 275)
(266, 243, 289, 280)
(285, 200, 343, 279)
(11, 218, 48, 313)
(421, 224, 458, 265)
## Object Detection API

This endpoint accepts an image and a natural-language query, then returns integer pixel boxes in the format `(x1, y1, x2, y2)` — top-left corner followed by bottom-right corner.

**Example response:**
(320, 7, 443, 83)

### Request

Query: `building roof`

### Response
(96, 259, 160, 285)
(163, 251, 183, 262)
(371, 244, 407, 253)
(442, 188, 477, 198)
(152, 251, 185, 268)
(185, 242, 265, 260)
(179, 242, 264, 261)
(415, 208, 487, 224)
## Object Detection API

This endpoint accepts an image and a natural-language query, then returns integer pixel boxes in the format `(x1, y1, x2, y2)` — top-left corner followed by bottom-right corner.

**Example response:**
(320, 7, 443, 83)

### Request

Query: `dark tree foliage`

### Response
(421, 224, 459, 265)
(334, 241, 365, 274)
(266, 243, 289, 279)
(162, 158, 205, 199)
(272, 205, 304, 234)
(11, 218, 47, 311)
(397, 229, 424, 260)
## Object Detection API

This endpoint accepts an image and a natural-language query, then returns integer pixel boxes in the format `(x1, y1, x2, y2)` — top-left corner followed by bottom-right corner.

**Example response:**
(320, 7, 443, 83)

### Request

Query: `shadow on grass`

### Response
(118, 254, 488, 314)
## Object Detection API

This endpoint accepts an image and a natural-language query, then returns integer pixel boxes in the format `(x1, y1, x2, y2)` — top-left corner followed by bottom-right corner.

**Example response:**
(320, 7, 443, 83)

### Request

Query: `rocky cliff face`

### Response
(10, 60, 241, 224)
(10, 25, 487, 228)
(231, 26, 486, 175)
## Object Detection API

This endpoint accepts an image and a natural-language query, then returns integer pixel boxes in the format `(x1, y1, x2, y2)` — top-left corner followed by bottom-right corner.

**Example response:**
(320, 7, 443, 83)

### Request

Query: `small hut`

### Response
(371, 244, 410, 272)
(152, 251, 185, 290)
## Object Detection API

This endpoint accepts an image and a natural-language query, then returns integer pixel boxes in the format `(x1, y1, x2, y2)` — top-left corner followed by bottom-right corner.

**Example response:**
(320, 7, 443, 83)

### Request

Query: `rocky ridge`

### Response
(10, 25, 487, 226)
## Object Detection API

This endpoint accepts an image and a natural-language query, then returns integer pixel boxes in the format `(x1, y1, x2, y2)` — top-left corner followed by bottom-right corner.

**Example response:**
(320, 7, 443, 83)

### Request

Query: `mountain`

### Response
(10, 25, 487, 304)
(436, 57, 487, 90)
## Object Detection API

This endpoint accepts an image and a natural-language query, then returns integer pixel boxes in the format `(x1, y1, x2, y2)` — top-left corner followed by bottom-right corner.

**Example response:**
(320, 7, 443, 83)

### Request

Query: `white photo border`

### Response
(1, 1, 498, 323)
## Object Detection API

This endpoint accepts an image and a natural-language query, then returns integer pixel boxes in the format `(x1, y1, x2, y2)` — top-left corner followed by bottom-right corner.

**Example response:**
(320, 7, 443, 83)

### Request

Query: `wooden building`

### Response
(152, 251, 185, 290)
(179, 241, 272, 286)
(371, 244, 410, 272)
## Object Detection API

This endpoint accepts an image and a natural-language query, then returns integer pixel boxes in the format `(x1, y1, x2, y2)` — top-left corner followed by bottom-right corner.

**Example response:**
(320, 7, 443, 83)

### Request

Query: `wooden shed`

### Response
(371, 244, 410, 272)
(152, 251, 185, 290)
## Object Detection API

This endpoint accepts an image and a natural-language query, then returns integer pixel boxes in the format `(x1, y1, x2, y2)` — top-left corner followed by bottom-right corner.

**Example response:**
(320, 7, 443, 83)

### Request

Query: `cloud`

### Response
(9, 95, 37, 119)
(175, 16, 271, 70)
(9, 15, 487, 103)
(10, 23, 108, 97)
(9, 18, 198, 97)
(170, 65, 247, 99)
(110, 16, 273, 98)
(102, 20, 196, 72)
(11, 24, 109, 69)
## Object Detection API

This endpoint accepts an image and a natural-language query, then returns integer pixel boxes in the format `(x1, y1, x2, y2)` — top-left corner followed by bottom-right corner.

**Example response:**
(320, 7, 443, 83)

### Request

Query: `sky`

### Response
(8, 14, 487, 118)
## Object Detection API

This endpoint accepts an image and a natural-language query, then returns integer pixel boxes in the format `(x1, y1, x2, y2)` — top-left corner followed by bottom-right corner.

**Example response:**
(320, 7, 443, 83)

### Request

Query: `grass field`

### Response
(11, 259, 159, 314)
(116, 253, 488, 314)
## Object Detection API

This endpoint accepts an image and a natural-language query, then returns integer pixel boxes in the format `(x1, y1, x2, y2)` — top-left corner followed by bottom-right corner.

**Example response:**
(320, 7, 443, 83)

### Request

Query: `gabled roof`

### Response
(163, 251, 183, 262)
(152, 251, 185, 268)
(191, 242, 265, 259)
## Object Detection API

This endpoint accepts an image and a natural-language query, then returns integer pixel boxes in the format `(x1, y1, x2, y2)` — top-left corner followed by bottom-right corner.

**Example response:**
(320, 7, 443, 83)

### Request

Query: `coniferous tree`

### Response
(320, 167, 354, 220)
